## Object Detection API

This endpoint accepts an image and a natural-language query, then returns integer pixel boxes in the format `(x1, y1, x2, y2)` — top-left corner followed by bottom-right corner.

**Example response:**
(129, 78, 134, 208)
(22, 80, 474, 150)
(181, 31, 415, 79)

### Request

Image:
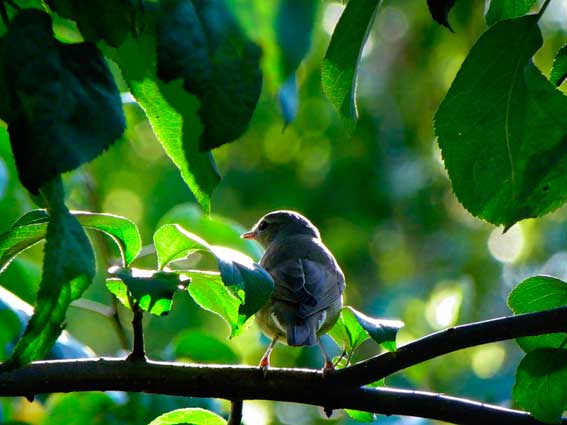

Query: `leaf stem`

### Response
(0, 2, 9, 30)
(537, 0, 552, 19)
(3, 0, 20, 10)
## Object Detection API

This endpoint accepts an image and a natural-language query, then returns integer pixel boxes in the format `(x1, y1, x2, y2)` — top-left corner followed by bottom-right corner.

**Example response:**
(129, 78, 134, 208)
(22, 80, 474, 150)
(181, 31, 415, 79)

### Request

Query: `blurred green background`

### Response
(1, 0, 567, 424)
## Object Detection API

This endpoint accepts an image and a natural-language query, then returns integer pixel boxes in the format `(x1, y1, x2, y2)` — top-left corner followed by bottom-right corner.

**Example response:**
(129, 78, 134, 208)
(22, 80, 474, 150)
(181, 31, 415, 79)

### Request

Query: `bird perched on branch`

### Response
(241, 210, 345, 373)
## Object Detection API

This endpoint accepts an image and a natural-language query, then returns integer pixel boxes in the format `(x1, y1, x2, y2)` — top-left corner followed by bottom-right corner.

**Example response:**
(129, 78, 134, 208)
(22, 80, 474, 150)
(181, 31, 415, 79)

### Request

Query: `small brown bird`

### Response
(241, 210, 345, 372)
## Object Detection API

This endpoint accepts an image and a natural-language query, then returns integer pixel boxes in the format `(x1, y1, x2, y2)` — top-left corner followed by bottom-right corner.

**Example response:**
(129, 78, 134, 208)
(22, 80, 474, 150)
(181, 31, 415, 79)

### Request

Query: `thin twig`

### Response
(126, 306, 146, 362)
(227, 400, 243, 425)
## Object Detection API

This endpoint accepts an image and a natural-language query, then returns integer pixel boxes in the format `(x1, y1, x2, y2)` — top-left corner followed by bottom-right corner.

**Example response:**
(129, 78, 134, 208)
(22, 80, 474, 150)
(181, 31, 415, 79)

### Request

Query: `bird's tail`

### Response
(286, 315, 320, 347)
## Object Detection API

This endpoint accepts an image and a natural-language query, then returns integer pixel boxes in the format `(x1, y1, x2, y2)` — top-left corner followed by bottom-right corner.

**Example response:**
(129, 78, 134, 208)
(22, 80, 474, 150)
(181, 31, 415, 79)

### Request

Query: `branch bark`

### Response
(1, 307, 566, 425)
(0, 358, 563, 425)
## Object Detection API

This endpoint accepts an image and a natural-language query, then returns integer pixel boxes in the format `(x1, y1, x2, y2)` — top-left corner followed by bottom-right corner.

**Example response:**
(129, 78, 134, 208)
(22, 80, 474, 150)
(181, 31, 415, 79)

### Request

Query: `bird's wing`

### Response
(269, 258, 344, 319)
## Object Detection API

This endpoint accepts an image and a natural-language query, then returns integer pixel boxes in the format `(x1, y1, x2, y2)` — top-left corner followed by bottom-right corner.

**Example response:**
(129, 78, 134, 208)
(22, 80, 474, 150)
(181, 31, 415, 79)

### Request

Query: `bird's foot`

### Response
(259, 357, 270, 377)
(321, 359, 335, 378)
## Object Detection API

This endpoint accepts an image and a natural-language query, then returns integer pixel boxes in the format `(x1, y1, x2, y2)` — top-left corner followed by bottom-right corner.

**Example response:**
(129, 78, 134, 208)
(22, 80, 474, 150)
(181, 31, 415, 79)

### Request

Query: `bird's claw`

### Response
(259, 357, 270, 377)
(321, 359, 335, 378)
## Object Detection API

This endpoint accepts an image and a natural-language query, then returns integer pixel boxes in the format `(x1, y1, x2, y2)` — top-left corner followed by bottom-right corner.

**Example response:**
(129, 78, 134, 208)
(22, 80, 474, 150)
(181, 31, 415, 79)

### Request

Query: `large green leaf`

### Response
(172, 330, 240, 364)
(45, 0, 142, 46)
(435, 15, 567, 227)
(1, 178, 95, 370)
(0, 210, 141, 273)
(321, 0, 380, 121)
(157, 0, 262, 150)
(513, 349, 567, 424)
(485, 0, 537, 26)
(106, 267, 184, 316)
(2, 10, 125, 194)
(114, 26, 220, 213)
(508, 276, 567, 352)
(426, 0, 457, 30)
(154, 224, 274, 330)
(550, 44, 567, 87)
(328, 306, 403, 356)
(41, 392, 116, 425)
(148, 408, 226, 425)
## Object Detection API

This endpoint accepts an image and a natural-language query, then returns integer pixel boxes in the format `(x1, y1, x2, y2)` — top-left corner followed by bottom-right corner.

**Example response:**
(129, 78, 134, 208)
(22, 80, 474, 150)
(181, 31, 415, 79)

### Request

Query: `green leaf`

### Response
(172, 330, 240, 364)
(435, 16, 567, 227)
(148, 408, 226, 425)
(114, 29, 220, 213)
(485, 0, 537, 26)
(322, 0, 380, 121)
(2, 10, 125, 194)
(42, 392, 116, 425)
(426, 0, 457, 30)
(0, 215, 49, 273)
(157, 203, 262, 261)
(345, 409, 377, 422)
(154, 224, 273, 322)
(508, 276, 567, 352)
(45, 0, 143, 46)
(328, 306, 403, 354)
(0, 210, 141, 273)
(550, 44, 567, 87)
(184, 271, 243, 337)
(156, 0, 262, 150)
(73, 212, 141, 266)
(513, 348, 567, 424)
(1, 178, 95, 370)
(107, 267, 184, 316)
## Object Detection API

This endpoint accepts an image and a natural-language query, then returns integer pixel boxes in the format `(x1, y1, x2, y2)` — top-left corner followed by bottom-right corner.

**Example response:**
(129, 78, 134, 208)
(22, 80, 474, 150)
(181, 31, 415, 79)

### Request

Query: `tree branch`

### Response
(1, 307, 567, 424)
(332, 306, 567, 386)
(0, 358, 562, 425)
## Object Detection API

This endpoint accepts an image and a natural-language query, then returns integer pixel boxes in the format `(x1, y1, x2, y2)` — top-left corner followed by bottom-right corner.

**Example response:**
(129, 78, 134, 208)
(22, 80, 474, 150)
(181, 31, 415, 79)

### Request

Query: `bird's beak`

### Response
(241, 230, 256, 240)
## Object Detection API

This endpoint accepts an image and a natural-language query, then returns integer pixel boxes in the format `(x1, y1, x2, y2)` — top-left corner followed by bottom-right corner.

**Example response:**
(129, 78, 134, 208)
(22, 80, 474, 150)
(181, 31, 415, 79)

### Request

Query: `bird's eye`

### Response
(258, 221, 268, 231)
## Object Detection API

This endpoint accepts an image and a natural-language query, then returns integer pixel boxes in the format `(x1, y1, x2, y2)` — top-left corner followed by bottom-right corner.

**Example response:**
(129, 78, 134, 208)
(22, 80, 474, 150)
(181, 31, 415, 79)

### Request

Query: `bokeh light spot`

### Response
(377, 6, 409, 42)
(471, 343, 506, 379)
(488, 224, 524, 263)
(102, 189, 144, 223)
(426, 285, 463, 329)
(263, 125, 300, 164)
(243, 401, 270, 425)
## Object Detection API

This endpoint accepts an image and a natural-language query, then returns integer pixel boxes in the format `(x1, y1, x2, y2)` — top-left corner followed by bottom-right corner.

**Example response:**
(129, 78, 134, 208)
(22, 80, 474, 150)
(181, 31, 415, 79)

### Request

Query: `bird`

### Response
(241, 210, 345, 373)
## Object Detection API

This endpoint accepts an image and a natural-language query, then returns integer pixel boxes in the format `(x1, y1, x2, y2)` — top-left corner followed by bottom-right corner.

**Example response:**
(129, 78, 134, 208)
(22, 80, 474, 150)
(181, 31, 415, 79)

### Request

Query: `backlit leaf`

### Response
(435, 16, 567, 227)
(508, 276, 567, 352)
(485, 0, 537, 26)
(322, 0, 380, 121)
(1, 178, 95, 370)
(107, 267, 184, 316)
(148, 408, 226, 425)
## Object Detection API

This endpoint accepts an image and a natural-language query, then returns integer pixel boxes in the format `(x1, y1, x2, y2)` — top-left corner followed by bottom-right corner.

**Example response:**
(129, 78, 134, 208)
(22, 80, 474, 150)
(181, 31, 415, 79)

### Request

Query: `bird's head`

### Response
(241, 210, 320, 248)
